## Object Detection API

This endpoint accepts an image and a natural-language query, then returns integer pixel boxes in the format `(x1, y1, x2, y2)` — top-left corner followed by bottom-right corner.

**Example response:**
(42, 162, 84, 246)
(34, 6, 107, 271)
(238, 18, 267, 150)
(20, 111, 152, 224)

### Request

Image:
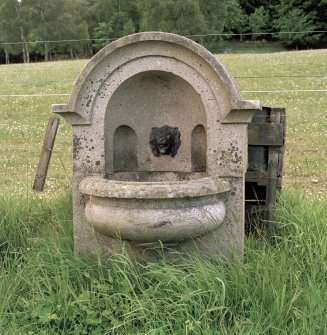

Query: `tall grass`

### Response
(1, 191, 326, 334)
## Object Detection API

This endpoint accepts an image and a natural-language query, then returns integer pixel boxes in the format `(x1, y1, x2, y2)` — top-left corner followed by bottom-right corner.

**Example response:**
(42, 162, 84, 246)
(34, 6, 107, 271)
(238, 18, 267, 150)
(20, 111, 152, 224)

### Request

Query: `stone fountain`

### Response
(52, 32, 261, 261)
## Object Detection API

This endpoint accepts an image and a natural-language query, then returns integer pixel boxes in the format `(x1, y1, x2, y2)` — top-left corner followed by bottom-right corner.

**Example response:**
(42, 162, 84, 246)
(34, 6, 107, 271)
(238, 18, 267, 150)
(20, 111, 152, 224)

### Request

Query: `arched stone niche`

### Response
(53, 32, 261, 178)
(192, 124, 206, 172)
(112, 125, 138, 173)
(105, 70, 206, 176)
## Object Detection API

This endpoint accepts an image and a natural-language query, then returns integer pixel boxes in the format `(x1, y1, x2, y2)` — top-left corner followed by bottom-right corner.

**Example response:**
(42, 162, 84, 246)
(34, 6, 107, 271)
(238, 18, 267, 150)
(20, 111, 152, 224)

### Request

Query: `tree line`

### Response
(0, 0, 326, 63)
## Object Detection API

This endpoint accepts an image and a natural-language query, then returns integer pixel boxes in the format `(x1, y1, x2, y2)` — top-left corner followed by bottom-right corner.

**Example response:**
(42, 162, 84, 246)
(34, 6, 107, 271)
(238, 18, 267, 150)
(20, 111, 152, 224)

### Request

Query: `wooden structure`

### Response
(245, 107, 286, 233)
(33, 117, 60, 192)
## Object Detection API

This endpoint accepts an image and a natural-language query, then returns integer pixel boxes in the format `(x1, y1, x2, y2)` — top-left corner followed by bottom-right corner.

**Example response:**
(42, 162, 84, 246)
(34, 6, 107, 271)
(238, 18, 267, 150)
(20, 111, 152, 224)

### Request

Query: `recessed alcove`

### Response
(104, 70, 206, 175)
(112, 125, 138, 173)
(191, 124, 206, 172)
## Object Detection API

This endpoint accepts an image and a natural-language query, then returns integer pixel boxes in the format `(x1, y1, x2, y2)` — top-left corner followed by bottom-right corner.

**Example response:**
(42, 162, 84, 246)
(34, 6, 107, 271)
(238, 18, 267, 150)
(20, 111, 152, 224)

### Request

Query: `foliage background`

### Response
(0, 0, 326, 63)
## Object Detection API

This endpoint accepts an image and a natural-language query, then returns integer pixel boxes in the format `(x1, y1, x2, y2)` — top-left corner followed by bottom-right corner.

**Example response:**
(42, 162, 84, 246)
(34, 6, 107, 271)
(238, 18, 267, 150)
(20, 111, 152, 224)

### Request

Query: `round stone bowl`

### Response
(79, 175, 230, 243)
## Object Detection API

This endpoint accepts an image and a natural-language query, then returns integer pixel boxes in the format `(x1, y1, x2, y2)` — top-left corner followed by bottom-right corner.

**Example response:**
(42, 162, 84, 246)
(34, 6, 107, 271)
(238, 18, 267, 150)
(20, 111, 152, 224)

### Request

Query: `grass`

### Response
(0, 191, 326, 334)
(0, 49, 326, 197)
(217, 50, 327, 198)
(0, 48, 326, 333)
(205, 40, 287, 54)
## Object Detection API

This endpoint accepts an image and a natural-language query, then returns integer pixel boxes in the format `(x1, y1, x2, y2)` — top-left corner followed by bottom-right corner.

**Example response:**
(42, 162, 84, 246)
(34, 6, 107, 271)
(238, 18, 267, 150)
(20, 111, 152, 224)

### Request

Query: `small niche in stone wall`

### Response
(113, 125, 138, 172)
(191, 124, 206, 172)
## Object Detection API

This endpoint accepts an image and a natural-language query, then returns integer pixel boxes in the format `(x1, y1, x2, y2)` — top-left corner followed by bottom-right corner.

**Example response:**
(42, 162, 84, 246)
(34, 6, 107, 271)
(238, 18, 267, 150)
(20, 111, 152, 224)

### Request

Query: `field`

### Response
(206, 40, 287, 54)
(0, 49, 327, 334)
(0, 49, 326, 197)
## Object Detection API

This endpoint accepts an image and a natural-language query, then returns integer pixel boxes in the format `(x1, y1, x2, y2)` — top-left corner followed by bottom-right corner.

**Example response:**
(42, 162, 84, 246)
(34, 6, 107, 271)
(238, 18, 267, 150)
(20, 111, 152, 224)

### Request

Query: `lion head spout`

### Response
(150, 126, 181, 157)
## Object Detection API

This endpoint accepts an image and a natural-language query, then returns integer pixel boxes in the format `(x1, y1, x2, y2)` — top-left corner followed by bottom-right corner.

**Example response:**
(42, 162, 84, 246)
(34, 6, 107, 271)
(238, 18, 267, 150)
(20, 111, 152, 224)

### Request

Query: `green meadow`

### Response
(0, 49, 326, 334)
(0, 49, 326, 197)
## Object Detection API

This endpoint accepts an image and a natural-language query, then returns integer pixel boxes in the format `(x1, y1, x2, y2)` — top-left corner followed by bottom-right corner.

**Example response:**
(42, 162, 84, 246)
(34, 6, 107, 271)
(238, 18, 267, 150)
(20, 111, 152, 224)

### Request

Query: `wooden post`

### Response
(245, 107, 286, 234)
(265, 150, 279, 232)
(264, 108, 286, 233)
(33, 117, 60, 191)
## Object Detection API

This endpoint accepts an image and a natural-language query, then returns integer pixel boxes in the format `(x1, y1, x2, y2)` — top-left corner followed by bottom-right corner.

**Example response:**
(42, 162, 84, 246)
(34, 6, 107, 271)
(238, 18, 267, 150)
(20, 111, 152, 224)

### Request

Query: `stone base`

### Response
(73, 175, 244, 263)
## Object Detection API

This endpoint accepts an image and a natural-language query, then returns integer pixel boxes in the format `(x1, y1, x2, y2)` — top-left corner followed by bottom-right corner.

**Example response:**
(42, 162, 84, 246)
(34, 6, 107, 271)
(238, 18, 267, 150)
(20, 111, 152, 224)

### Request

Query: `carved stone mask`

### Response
(150, 126, 181, 157)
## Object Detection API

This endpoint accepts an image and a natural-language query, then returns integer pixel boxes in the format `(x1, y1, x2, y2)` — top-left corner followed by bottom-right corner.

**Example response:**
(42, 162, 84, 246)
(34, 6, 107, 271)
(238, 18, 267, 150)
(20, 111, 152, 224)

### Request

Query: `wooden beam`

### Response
(33, 117, 60, 192)
(248, 123, 284, 146)
(264, 149, 280, 233)
(245, 170, 268, 185)
(271, 108, 287, 184)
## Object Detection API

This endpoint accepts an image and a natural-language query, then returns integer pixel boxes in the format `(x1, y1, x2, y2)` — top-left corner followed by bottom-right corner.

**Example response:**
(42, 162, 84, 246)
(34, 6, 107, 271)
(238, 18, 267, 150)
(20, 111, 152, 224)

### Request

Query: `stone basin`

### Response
(79, 175, 230, 243)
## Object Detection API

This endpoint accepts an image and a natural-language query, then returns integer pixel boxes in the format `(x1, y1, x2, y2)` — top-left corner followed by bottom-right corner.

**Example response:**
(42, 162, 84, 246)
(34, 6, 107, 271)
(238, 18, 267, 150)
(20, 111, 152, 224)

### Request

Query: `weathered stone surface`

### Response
(80, 176, 229, 243)
(53, 32, 261, 261)
(84, 195, 226, 243)
(79, 175, 229, 199)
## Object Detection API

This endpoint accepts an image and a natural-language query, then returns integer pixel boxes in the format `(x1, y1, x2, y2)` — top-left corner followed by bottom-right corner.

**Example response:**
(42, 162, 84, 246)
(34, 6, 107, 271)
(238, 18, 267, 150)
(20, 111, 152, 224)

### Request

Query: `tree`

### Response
(238, 0, 279, 15)
(139, 0, 207, 36)
(248, 6, 269, 39)
(90, 0, 139, 38)
(52, 1, 90, 59)
(26, 0, 89, 61)
(138, 0, 161, 31)
(92, 22, 113, 50)
(295, 0, 327, 47)
(224, 0, 249, 40)
(110, 11, 135, 37)
(273, 0, 320, 47)
(199, 0, 227, 35)
(0, 0, 17, 63)
(0, 0, 30, 63)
